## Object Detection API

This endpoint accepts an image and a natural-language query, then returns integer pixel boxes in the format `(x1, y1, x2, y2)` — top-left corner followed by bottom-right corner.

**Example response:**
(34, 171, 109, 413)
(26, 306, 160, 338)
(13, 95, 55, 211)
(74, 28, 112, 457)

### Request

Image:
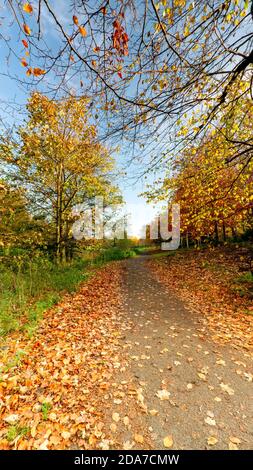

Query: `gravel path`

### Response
(105, 256, 253, 450)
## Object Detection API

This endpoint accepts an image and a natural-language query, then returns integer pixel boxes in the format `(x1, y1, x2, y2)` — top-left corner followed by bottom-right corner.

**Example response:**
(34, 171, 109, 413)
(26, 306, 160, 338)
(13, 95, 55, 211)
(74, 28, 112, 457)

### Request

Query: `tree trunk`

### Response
(186, 232, 189, 249)
(56, 161, 64, 263)
(214, 221, 219, 244)
(222, 221, 226, 242)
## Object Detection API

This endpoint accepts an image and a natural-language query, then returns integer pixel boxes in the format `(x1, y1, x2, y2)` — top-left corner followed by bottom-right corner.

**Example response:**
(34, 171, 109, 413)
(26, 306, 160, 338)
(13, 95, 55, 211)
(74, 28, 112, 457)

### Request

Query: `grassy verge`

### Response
(0, 247, 135, 337)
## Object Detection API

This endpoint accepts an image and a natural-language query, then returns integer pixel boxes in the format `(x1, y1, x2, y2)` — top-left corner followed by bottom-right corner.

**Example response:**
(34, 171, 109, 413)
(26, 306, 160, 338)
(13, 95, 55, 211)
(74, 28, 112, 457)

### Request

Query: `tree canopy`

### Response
(0, 92, 120, 261)
(1, 0, 252, 168)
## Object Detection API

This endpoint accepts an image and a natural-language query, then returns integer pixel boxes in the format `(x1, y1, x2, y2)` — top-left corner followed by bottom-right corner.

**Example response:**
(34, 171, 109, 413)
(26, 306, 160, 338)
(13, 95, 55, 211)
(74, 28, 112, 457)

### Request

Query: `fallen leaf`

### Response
(112, 412, 120, 423)
(123, 440, 134, 450)
(39, 439, 49, 450)
(134, 434, 144, 444)
(204, 417, 216, 426)
(163, 435, 173, 448)
(216, 359, 226, 366)
(207, 436, 218, 446)
(229, 437, 241, 445)
(110, 423, 117, 433)
(149, 409, 159, 416)
(174, 360, 181, 366)
(99, 439, 110, 450)
(113, 399, 122, 404)
(229, 442, 238, 450)
(123, 416, 129, 426)
(48, 412, 57, 422)
(4, 414, 20, 425)
(156, 389, 170, 400)
(198, 372, 207, 381)
(220, 382, 234, 396)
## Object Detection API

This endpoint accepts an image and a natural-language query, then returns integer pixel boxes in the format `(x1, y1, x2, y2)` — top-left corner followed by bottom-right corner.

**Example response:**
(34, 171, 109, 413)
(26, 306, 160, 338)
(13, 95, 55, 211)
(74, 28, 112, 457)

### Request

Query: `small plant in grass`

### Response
(3, 350, 27, 373)
(41, 402, 52, 420)
(6, 425, 29, 442)
(202, 261, 210, 269)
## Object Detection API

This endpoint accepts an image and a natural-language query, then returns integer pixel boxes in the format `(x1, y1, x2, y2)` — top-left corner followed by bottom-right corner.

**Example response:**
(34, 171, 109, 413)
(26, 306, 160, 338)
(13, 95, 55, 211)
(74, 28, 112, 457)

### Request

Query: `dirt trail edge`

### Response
(0, 257, 252, 450)
(103, 256, 253, 450)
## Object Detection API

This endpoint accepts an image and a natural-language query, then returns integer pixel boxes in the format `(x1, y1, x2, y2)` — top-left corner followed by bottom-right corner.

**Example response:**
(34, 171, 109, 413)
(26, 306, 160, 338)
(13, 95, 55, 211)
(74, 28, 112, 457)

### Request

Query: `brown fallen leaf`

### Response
(134, 434, 144, 444)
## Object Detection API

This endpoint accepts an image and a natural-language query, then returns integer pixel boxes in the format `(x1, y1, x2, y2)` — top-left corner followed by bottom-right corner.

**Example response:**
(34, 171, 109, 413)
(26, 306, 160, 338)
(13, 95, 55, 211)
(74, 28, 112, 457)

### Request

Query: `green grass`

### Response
(6, 425, 29, 442)
(236, 272, 253, 283)
(41, 402, 52, 420)
(0, 246, 136, 336)
(2, 349, 27, 373)
(0, 255, 90, 336)
(150, 251, 177, 259)
(95, 247, 136, 263)
(132, 245, 155, 254)
(231, 271, 253, 298)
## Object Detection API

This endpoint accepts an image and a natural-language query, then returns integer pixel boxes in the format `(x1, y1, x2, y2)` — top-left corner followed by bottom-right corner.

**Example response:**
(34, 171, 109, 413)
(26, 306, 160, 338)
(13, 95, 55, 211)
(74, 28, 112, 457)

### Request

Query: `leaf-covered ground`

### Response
(100, 256, 252, 450)
(0, 264, 127, 449)
(147, 247, 253, 352)
(0, 252, 252, 450)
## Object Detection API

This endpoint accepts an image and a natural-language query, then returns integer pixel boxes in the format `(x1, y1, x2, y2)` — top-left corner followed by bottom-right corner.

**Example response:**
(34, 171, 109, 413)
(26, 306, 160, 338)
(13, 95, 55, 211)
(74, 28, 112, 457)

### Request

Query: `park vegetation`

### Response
(0, 1, 253, 331)
(0, 93, 134, 335)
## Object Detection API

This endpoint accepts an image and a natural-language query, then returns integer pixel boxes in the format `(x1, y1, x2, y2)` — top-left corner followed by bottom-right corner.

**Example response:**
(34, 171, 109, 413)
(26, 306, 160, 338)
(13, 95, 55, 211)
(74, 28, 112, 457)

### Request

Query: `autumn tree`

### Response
(0, 93, 120, 262)
(144, 95, 253, 244)
(0, 181, 46, 253)
(1, 0, 253, 172)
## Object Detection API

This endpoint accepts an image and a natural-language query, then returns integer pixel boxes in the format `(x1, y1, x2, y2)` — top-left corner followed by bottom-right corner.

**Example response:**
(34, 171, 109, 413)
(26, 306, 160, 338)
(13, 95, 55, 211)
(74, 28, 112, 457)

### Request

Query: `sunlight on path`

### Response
(103, 257, 253, 450)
